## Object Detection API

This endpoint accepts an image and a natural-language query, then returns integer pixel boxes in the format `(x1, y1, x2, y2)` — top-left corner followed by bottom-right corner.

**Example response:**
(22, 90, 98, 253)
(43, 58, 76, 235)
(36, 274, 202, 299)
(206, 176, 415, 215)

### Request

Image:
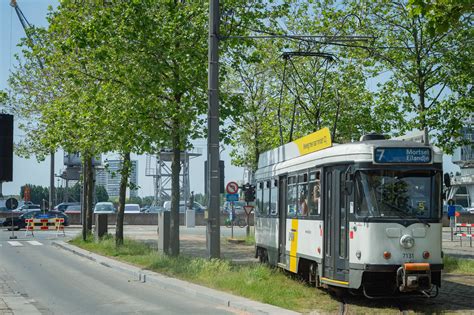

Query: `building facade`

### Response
(96, 160, 138, 198)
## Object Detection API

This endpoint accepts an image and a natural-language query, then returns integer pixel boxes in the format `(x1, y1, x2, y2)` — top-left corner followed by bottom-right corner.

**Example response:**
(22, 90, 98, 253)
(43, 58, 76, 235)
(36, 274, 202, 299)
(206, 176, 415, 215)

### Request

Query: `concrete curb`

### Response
(52, 241, 300, 315)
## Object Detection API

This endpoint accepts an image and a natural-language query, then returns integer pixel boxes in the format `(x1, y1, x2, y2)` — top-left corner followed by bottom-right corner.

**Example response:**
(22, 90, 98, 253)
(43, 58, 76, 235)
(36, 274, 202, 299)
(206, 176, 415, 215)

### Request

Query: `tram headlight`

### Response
(423, 251, 430, 259)
(400, 235, 415, 249)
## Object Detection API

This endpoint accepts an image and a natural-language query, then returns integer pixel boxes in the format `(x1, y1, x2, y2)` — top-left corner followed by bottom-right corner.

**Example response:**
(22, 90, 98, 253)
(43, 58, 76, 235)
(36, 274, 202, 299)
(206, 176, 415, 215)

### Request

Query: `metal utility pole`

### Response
(10, 0, 55, 209)
(207, 0, 220, 259)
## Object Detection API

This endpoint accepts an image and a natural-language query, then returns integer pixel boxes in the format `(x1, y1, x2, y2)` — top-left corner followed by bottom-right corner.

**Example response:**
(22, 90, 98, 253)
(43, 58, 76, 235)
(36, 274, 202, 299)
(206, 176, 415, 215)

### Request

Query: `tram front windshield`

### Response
(355, 169, 440, 219)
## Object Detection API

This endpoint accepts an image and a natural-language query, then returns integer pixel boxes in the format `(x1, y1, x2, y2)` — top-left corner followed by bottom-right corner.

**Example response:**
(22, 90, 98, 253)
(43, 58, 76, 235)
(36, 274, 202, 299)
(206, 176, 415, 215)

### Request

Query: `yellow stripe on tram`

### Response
(321, 277, 349, 286)
(289, 218, 298, 273)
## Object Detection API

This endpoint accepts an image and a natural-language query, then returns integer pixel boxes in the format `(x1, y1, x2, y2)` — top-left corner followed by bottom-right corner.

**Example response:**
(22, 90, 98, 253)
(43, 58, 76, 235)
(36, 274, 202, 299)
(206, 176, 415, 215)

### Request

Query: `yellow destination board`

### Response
(293, 127, 332, 156)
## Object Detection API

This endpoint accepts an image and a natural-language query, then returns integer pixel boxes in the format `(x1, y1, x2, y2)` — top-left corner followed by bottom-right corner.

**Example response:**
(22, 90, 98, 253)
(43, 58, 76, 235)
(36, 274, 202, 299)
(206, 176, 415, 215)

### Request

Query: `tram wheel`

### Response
(309, 262, 322, 287)
(258, 248, 268, 264)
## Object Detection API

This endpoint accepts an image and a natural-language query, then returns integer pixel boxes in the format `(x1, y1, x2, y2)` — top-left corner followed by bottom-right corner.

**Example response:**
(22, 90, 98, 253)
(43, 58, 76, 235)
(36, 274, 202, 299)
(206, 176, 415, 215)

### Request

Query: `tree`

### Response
(346, 0, 472, 153)
(408, 0, 473, 34)
(96, 185, 109, 203)
(228, 1, 388, 175)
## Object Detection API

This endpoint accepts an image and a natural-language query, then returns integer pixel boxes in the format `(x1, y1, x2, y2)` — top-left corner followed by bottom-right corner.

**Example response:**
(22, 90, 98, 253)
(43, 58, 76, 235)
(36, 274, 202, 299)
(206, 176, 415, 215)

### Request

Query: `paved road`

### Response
(0, 230, 242, 314)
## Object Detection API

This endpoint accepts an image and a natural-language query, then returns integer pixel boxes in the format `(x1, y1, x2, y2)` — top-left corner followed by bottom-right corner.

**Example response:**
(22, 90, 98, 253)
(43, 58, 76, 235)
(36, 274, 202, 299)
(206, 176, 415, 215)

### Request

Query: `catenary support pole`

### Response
(49, 152, 55, 209)
(207, 0, 220, 259)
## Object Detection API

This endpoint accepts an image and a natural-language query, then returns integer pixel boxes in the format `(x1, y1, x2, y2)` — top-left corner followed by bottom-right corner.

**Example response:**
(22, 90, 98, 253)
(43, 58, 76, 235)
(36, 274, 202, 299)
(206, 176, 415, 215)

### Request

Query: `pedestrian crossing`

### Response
(0, 240, 44, 247)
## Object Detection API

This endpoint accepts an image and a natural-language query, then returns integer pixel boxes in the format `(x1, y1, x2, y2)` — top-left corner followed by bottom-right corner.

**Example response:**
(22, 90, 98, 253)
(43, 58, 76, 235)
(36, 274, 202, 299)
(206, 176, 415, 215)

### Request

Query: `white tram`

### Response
(254, 128, 443, 298)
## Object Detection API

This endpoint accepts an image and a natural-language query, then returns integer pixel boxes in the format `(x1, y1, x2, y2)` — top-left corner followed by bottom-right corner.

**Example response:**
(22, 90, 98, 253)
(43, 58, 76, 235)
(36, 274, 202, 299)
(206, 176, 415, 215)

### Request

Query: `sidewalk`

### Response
(443, 227, 474, 259)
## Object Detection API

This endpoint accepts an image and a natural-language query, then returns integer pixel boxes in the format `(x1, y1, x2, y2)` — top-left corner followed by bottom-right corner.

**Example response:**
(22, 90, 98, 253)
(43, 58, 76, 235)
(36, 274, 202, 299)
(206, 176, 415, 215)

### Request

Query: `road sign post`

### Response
(6, 197, 18, 240)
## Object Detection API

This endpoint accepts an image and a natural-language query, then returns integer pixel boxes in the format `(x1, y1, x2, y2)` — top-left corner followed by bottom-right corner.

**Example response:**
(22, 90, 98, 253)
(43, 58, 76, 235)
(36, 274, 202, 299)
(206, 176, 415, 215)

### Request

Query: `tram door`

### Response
(323, 166, 349, 283)
(278, 175, 287, 264)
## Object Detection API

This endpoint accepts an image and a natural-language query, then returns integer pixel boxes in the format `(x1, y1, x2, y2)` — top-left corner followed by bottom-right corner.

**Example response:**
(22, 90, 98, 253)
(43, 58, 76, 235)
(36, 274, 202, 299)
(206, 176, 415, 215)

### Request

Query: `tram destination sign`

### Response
(374, 147, 431, 164)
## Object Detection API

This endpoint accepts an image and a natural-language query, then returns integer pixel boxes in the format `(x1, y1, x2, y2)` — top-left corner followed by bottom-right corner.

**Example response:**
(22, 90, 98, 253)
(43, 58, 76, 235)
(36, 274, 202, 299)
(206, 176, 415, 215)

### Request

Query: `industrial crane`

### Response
(10, 0, 56, 210)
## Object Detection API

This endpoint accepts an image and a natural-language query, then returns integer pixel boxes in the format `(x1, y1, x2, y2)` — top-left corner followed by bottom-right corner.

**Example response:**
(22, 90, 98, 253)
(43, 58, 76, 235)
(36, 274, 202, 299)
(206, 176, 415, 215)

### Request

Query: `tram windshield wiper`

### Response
(381, 201, 430, 227)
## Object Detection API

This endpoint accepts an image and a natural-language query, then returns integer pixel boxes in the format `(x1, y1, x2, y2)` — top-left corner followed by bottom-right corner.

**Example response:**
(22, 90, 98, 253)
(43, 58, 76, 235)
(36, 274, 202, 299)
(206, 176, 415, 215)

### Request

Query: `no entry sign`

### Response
(226, 181, 239, 194)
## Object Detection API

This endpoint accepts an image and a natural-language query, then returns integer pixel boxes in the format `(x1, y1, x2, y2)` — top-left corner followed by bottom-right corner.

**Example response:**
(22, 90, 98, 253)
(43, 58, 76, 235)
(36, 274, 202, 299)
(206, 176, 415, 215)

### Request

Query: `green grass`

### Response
(70, 235, 339, 313)
(70, 235, 474, 313)
(443, 255, 474, 274)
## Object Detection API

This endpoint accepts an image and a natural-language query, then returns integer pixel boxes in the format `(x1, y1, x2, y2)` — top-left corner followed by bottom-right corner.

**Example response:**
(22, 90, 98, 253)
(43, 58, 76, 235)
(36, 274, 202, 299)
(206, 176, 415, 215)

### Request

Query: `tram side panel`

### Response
(255, 216, 279, 264)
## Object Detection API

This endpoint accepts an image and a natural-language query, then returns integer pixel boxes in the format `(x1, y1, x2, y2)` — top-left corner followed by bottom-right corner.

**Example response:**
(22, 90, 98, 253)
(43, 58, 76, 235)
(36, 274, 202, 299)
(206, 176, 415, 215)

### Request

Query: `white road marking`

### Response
(27, 241, 43, 246)
(7, 241, 23, 247)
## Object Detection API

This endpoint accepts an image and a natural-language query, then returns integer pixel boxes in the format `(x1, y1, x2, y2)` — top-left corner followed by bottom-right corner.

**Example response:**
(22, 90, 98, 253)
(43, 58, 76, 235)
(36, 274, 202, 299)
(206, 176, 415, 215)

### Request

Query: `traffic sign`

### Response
(5, 198, 18, 210)
(226, 193, 239, 202)
(226, 181, 239, 194)
(244, 205, 254, 215)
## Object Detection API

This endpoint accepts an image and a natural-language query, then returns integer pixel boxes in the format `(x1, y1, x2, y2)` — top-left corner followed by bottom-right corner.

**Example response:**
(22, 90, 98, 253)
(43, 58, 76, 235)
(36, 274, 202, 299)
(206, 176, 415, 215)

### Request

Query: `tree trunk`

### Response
(86, 156, 94, 231)
(116, 152, 131, 247)
(169, 126, 181, 256)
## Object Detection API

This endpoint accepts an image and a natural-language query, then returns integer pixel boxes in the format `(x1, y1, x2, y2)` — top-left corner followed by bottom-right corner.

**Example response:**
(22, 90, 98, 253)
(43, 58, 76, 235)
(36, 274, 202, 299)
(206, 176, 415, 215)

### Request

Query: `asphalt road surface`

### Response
(0, 230, 240, 314)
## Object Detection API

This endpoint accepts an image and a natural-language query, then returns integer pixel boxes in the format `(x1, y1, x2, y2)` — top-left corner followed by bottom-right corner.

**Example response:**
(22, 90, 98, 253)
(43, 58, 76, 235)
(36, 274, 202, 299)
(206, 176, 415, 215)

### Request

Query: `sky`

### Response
(0, 1, 460, 198)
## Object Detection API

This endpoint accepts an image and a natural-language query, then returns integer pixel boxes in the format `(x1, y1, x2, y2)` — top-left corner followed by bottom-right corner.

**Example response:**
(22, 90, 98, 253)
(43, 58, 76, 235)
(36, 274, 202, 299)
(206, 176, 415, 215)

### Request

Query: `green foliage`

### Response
(408, 0, 473, 34)
(95, 185, 109, 202)
(344, 0, 472, 153)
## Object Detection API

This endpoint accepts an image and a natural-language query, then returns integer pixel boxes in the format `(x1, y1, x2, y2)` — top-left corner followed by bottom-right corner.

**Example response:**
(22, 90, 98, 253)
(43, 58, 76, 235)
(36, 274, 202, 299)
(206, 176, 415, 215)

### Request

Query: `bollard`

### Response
(185, 209, 195, 228)
(95, 214, 108, 239)
(158, 211, 170, 254)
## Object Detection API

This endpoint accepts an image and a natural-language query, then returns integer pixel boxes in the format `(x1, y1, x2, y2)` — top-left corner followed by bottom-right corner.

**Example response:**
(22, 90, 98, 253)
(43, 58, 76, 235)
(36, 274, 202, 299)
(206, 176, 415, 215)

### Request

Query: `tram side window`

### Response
(270, 180, 278, 215)
(298, 176, 308, 216)
(256, 182, 263, 214)
(287, 176, 297, 217)
(308, 171, 321, 216)
(263, 181, 271, 215)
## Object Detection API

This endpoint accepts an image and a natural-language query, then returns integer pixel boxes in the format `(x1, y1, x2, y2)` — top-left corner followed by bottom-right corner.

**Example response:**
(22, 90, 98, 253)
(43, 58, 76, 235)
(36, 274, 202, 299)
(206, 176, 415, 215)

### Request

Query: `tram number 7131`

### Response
(403, 253, 414, 259)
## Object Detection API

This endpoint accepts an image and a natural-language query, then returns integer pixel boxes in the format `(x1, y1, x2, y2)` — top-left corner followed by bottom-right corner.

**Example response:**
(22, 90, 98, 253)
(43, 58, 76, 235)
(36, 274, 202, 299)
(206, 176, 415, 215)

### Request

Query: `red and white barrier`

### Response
(25, 218, 65, 237)
(454, 233, 474, 238)
(456, 223, 474, 228)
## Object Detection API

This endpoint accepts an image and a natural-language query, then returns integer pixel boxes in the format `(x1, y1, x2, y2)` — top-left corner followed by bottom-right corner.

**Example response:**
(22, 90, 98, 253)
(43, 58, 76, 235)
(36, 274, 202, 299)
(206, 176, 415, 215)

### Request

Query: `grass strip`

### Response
(70, 235, 473, 313)
(443, 255, 474, 274)
(70, 234, 339, 313)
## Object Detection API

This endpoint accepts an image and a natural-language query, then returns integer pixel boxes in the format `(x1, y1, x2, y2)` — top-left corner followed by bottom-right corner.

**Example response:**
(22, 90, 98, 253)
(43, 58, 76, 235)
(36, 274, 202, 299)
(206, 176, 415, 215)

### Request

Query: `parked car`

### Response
(94, 202, 116, 214)
(64, 204, 82, 214)
(54, 202, 80, 212)
(13, 203, 41, 212)
(124, 204, 140, 214)
(2, 210, 69, 230)
(163, 201, 207, 213)
(144, 205, 165, 213)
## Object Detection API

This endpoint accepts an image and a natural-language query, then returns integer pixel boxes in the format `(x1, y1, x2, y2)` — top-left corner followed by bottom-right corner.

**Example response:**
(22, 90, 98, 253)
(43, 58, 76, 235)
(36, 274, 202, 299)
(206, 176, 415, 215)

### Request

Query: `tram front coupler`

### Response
(397, 263, 432, 293)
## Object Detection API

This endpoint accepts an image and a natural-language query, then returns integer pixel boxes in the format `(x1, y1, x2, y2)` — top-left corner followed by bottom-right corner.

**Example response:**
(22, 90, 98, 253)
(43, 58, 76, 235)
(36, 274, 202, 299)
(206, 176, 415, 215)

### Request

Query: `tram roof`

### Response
(257, 139, 442, 175)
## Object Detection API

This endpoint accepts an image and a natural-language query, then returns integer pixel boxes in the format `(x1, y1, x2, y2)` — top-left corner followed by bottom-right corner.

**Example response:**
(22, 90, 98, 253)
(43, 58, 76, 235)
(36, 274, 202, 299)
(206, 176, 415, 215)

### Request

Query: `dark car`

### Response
(64, 204, 81, 214)
(2, 210, 69, 230)
(54, 202, 80, 212)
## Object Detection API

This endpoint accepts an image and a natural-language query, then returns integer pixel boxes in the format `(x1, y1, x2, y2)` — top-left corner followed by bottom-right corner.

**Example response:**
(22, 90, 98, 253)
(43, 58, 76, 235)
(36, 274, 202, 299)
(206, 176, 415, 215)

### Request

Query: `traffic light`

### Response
(244, 183, 256, 202)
